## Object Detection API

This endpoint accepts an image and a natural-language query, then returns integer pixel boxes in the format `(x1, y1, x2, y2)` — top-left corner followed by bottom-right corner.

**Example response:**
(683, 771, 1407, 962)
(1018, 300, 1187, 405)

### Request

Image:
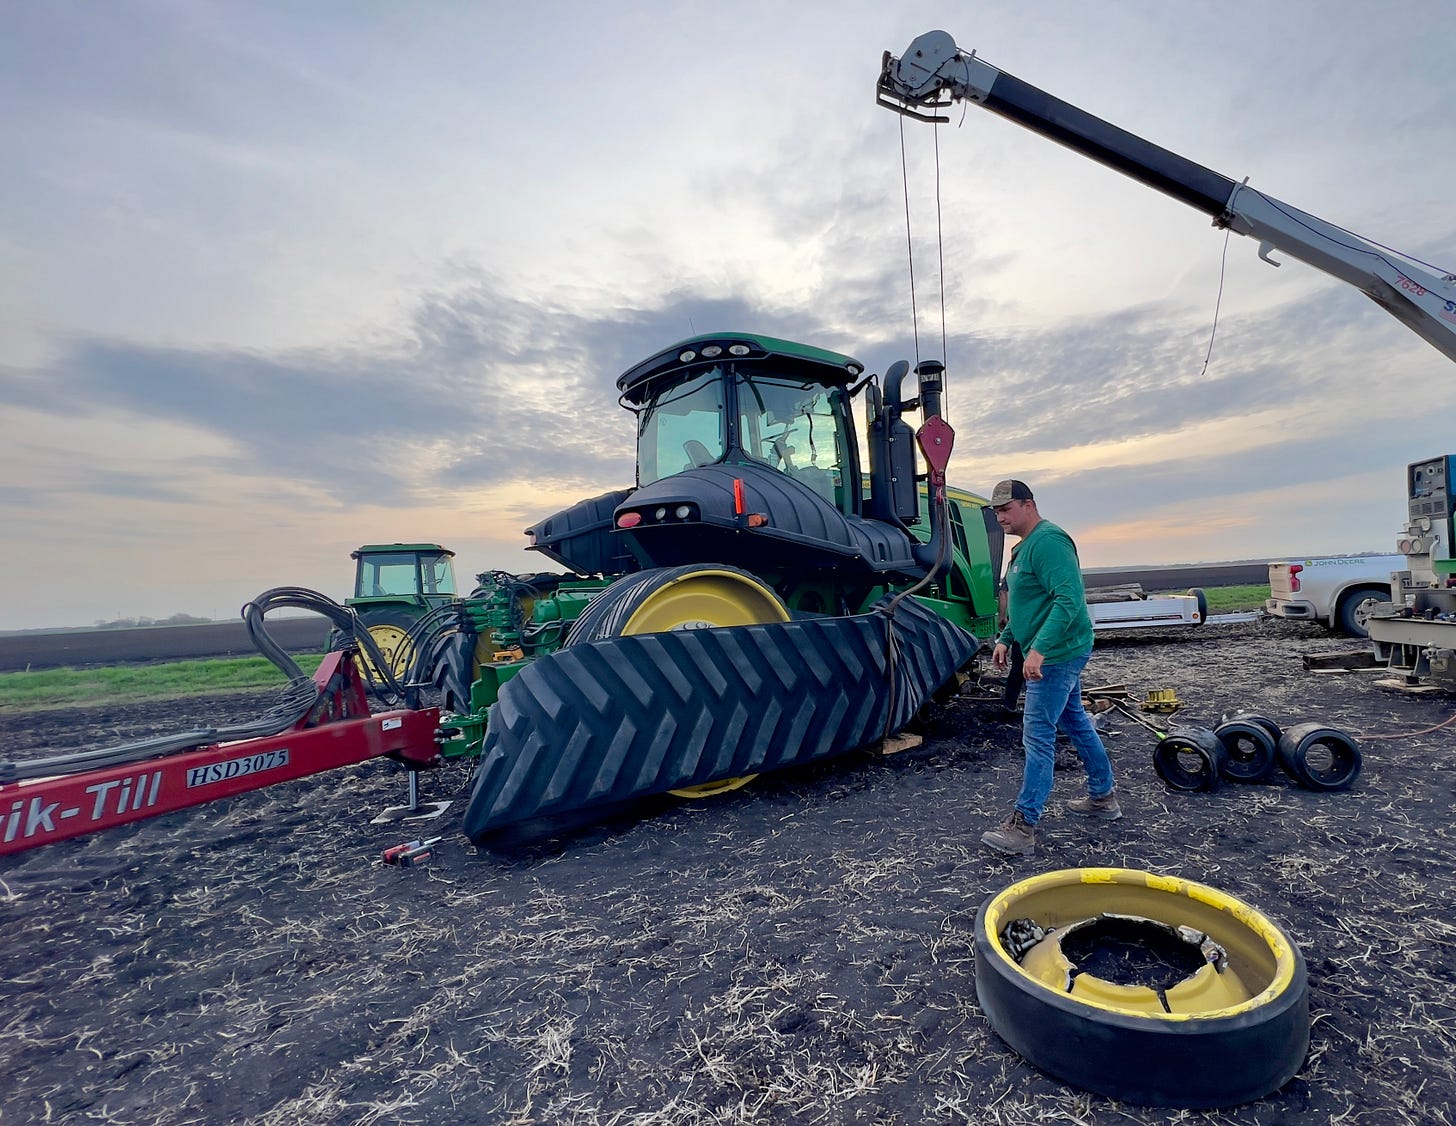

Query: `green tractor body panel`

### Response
(904, 484, 1003, 638)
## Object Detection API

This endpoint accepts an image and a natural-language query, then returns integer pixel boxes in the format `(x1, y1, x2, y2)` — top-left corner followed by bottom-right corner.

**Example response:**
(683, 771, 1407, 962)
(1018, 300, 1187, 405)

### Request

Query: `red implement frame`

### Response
(0, 652, 440, 856)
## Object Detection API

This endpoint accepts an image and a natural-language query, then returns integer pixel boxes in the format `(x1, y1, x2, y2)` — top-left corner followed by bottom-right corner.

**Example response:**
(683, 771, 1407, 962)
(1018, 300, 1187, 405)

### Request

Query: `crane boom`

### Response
(878, 30, 1456, 363)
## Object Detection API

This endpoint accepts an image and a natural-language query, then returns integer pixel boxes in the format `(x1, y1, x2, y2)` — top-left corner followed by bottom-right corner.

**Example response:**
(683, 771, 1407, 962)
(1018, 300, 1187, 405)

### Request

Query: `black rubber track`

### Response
(462, 597, 980, 842)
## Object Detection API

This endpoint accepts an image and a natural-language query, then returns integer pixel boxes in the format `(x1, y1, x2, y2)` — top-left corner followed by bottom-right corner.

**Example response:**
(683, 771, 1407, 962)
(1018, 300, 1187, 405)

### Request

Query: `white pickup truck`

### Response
(1265, 554, 1402, 638)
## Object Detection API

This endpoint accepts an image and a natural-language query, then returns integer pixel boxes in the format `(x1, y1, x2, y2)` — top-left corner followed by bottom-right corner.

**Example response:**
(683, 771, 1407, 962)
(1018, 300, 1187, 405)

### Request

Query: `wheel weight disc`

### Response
(974, 867, 1309, 1107)
(1276, 722, 1362, 791)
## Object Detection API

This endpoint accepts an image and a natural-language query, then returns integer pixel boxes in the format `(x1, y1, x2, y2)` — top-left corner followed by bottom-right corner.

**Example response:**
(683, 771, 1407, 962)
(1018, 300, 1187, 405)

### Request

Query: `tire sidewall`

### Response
(973, 878, 1309, 1107)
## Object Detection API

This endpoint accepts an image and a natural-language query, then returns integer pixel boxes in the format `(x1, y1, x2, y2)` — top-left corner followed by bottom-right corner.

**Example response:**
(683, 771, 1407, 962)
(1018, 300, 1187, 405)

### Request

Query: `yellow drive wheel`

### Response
(364, 622, 412, 678)
(565, 565, 791, 798)
(341, 608, 420, 681)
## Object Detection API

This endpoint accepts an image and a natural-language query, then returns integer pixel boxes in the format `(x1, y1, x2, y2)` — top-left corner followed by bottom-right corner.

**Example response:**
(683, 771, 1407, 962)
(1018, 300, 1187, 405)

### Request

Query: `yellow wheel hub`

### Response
(620, 569, 790, 635)
(362, 622, 412, 679)
(616, 569, 790, 799)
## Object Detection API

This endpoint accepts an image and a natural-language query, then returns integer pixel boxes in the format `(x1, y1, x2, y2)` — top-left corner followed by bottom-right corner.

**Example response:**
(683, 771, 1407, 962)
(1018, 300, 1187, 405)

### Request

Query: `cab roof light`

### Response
(617, 511, 643, 529)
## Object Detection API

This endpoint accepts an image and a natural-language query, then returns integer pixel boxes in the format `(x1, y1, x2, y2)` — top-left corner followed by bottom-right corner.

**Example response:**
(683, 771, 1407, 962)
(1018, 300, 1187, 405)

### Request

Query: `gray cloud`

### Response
(10, 219, 1449, 541)
(9, 280, 856, 509)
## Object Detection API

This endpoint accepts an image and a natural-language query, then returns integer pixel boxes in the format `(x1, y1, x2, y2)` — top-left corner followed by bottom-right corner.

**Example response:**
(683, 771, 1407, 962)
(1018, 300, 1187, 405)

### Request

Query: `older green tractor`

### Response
(339, 543, 459, 678)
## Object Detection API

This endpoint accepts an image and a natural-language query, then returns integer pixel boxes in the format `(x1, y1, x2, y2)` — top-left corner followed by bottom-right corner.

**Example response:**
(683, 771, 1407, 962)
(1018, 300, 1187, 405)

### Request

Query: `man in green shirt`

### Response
(981, 479, 1121, 856)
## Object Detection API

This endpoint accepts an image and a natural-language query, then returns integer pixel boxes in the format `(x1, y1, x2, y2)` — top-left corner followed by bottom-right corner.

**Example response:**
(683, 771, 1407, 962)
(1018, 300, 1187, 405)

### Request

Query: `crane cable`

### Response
(897, 116, 952, 421)
(883, 119, 959, 742)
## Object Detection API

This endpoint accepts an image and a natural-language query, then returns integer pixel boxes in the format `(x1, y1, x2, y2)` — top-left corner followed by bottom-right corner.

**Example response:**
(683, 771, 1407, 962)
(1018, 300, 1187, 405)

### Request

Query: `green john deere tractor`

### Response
(358, 332, 1006, 841)
(340, 543, 459, 677)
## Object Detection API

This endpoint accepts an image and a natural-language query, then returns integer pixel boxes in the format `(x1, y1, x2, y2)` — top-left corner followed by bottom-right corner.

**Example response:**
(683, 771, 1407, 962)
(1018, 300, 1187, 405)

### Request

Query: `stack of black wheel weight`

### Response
(1153, 713, 1362, 793)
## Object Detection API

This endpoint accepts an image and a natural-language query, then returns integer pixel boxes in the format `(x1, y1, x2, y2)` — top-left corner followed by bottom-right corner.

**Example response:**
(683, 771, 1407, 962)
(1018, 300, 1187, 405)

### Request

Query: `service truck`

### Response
(1265, 555, 1401, 638)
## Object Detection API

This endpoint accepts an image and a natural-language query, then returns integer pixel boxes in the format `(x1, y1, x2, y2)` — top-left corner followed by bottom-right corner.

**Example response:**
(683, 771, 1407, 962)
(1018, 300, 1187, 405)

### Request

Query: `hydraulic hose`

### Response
(0, 587, 395, 784)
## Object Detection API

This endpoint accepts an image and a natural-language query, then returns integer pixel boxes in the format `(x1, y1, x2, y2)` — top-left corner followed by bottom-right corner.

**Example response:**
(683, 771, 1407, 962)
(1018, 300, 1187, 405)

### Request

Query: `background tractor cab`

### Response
(341, 543, 458, 675)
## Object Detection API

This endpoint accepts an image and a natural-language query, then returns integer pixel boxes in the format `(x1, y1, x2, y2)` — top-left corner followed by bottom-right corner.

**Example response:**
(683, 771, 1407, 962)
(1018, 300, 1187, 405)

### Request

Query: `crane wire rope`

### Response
(932, 120, 950, 422)
(883, 118, 959, 741)
(896, 115, 953, 420)
(1199, 226, 1234, 379)
(897, 114, 923, 369)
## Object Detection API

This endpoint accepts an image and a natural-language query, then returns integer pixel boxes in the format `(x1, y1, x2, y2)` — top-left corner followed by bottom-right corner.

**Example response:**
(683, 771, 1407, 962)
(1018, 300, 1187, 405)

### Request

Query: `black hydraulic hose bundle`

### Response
(878, 482, 960, 740)
(0, 587, 389, 784)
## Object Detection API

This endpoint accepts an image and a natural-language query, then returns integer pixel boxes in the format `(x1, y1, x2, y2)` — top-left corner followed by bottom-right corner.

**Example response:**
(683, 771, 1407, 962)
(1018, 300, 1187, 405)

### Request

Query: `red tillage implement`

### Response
(0, 650, 439, 856)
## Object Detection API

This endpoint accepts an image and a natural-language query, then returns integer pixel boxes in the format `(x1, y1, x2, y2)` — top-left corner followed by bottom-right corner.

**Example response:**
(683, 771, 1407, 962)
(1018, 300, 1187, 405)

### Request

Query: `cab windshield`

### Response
(634, 365, 854, 510)
(735, 373, 851, 509)
(356, 552, 456, 598)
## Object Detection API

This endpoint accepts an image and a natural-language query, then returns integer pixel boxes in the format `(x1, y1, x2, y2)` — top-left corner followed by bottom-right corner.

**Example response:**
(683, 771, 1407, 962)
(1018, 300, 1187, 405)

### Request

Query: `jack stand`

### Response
(371, 768, 452, 824)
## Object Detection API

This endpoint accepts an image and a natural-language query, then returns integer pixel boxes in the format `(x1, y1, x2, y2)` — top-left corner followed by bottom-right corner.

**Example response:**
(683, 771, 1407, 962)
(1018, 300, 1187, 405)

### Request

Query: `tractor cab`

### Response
(339, 543, 460, 678)
(349, 543, 458, 606)
(628, 340, 861, 514)
(527, 332, 950, 606)
(614, 334, 942, 586)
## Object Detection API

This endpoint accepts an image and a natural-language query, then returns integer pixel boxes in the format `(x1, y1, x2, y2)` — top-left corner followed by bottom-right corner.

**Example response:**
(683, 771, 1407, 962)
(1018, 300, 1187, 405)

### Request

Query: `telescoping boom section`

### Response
(877, 30, 1456, 364)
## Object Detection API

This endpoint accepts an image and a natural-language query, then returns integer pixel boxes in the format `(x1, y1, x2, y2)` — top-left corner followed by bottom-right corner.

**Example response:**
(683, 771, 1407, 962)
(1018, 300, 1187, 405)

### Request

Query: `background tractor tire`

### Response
(331, 608, 420, 682)
(1213, 713, 1279, 783)
(1277, 722, 1362, 791)
(1152, 728, 1228, 792)
(974, 868, 1309, 1108)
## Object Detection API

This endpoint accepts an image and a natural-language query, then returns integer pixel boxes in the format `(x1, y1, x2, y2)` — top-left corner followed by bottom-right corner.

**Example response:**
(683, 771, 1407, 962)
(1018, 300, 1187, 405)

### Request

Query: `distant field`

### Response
(0, 653, 327, 712)
(1204, 583, 1268, 613)
(0, 584, 1272, 713)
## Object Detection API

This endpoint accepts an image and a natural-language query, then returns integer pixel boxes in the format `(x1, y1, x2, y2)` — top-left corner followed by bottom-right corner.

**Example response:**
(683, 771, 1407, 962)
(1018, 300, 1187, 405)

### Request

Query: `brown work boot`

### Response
(1067, 790, 1123, 821)
(981, 810, 1036, 856)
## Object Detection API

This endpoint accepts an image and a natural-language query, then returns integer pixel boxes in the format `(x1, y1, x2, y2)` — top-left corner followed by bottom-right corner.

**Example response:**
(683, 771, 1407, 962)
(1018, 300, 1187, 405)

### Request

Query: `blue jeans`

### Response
(1015, 648, 1114, 825)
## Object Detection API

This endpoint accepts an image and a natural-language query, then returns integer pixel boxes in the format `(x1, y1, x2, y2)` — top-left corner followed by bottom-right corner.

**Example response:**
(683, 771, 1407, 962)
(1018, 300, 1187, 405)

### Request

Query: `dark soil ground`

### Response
(3, 619, 1456, 1125)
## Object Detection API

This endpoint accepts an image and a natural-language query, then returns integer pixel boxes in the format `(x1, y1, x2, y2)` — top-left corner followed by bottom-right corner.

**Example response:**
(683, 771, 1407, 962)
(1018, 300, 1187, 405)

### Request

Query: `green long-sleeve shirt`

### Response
(997, 519, 1094, 664)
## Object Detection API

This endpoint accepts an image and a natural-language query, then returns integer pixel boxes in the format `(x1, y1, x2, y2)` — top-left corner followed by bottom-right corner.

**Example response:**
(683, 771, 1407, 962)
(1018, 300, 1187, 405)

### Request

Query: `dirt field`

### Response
(3, 619, 1455, 1125)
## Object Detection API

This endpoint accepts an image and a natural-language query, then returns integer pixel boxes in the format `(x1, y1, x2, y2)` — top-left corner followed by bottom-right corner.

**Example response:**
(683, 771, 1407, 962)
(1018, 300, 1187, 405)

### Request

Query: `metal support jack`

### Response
(371, 767, 452, 824)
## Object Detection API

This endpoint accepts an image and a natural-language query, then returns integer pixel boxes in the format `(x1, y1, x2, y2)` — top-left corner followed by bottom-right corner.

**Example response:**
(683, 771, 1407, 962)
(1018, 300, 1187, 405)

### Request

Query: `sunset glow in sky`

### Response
(3, 2, 1454, 628)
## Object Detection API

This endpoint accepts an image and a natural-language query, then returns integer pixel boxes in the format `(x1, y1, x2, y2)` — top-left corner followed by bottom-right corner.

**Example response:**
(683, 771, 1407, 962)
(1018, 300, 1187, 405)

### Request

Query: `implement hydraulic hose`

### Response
(0, 588, 397, 784)
(878, 483, 958, 740)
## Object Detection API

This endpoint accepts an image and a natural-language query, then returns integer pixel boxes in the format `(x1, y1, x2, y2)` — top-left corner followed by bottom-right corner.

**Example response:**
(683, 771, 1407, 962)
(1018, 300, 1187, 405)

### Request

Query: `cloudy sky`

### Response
(3, 1, 1454, 630)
